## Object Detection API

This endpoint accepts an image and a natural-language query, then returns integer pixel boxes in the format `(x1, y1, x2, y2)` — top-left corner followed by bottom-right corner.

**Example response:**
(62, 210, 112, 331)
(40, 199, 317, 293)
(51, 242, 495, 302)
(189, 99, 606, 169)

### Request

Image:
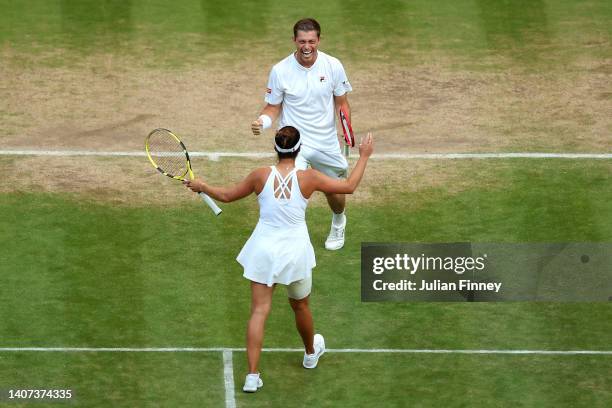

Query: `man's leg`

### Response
(325, 193, 345, 214)
(324, 192, 347, 250)
(307, 147, 349, 250)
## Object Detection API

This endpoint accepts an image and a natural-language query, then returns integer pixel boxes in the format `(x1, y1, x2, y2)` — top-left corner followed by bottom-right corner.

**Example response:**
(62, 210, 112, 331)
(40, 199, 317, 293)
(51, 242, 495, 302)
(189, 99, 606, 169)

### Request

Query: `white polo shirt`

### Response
(265, 50, 352, 152)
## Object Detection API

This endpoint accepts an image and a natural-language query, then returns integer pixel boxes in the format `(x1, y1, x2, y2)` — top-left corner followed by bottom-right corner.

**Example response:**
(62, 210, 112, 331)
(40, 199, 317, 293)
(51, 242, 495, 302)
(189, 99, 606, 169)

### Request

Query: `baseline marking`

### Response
(222, 349, 236, 408)
(0, 150, 611, 160)
(1, 347, 611, 355)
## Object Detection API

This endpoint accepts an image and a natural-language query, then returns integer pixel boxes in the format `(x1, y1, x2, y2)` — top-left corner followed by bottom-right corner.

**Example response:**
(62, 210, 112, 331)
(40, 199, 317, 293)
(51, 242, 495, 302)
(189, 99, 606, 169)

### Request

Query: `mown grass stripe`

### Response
(1, 347, 611, 355)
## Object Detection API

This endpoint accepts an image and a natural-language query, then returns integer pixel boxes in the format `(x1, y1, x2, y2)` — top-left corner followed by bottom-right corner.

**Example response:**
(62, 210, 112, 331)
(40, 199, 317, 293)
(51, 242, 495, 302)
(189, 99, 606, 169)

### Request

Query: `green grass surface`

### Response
(233, 353, 612, 408)
(1, 0, 610, 67)
(2, 353, 611, 407)
(1, 160, 610, 406)
(0, 352, 224, 407)
(0, 0, 610, 405)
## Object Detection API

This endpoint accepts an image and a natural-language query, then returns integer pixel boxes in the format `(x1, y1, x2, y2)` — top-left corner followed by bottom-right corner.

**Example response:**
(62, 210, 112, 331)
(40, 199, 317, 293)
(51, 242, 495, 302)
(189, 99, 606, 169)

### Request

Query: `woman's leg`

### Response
(289, 295, 315, 354)
(246, 281, 275, 374)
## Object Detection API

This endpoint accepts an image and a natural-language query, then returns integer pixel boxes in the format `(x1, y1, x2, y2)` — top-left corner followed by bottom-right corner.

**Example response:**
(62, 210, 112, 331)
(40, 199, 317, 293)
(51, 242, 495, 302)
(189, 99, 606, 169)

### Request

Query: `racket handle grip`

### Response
(198, 192, 223, 216)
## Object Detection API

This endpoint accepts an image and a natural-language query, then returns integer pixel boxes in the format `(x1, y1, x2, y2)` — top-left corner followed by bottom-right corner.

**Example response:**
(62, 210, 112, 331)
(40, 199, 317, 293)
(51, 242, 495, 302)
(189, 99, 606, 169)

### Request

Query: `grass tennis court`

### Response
(1, 0, 611, 406)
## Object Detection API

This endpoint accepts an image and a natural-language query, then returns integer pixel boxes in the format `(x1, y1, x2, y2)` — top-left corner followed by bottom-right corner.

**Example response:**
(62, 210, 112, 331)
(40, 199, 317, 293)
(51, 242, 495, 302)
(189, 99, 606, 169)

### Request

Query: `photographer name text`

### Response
(372, 279, 502, 293)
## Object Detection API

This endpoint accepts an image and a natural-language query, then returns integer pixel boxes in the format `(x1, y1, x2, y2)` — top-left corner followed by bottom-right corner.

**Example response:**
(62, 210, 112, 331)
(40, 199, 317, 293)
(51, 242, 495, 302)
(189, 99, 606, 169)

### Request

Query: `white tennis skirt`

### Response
(237, 221, 316, 286)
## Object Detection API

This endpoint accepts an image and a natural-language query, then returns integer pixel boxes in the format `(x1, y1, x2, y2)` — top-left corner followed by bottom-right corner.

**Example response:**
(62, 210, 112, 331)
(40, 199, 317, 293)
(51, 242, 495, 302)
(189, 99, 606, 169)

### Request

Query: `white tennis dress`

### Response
(237, 166, 316, 286)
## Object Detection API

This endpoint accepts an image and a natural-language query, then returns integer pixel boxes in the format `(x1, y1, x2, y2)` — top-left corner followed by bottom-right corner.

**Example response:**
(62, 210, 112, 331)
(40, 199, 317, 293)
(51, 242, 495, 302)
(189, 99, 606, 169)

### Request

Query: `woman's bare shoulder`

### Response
(250, 166, 272, 178)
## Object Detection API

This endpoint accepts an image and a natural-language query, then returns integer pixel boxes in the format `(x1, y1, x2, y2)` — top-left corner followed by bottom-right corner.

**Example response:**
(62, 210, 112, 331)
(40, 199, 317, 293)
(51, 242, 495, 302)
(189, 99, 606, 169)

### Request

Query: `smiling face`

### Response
(293, 30, 320, 68)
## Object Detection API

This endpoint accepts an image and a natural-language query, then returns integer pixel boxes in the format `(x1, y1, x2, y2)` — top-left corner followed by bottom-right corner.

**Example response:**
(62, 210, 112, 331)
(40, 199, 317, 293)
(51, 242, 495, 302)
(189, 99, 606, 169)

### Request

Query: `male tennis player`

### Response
(251, 18, 353, 250)
(185, 127, 373, 393)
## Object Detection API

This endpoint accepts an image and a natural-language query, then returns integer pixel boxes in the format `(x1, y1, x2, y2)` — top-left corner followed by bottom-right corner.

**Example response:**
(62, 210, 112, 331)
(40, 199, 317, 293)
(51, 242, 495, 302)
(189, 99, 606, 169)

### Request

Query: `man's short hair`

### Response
(293, 18, 321, 38)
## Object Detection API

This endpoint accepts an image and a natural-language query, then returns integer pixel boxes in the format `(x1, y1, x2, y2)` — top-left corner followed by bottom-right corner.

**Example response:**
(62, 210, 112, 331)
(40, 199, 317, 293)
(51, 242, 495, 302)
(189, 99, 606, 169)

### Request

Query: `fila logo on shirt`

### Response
(319, 75, 327, 83)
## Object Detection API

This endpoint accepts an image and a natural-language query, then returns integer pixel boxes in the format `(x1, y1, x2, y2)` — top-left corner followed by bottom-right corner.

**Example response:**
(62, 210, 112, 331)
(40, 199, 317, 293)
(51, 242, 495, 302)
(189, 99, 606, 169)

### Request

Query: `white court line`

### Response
(0, 150, 611, 160)
(222, 349, 236, 408)
(1, 347, 611, 355)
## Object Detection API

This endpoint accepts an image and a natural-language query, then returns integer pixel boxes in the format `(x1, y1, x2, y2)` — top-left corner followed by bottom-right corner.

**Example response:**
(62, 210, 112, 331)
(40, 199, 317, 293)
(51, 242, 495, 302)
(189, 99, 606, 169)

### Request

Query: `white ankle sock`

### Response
(332, 212, 345, 226)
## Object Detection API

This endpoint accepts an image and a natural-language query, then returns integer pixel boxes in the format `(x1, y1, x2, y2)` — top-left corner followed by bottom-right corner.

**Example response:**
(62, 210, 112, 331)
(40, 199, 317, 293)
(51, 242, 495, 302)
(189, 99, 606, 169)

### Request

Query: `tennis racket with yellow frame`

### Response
(145, 128, 222, 216)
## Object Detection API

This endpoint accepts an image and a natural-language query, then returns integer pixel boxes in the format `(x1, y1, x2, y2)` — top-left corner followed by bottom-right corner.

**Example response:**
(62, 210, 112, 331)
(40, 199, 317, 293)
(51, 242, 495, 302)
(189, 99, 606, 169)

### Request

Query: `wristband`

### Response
(258, 114, 272, 130)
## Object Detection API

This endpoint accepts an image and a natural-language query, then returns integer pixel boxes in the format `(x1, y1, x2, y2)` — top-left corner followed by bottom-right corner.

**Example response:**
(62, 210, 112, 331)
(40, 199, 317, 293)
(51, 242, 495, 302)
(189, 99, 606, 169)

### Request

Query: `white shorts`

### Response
(296, 145, 348, 179)
(246, 274, 312, 299)
(285, 275, 312, 300)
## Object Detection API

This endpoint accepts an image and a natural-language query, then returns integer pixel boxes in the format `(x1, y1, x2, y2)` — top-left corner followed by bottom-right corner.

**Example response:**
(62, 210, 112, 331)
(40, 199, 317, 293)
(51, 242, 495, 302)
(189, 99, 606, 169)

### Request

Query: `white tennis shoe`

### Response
(325, 214, 346, 250)
(243, 373, 263, 393)
(303, 333, 325, 369)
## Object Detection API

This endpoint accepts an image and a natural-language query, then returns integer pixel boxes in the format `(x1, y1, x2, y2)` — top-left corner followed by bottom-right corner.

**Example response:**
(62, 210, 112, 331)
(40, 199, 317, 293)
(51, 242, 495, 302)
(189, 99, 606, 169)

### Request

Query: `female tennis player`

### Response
(184, 126, 373, 393)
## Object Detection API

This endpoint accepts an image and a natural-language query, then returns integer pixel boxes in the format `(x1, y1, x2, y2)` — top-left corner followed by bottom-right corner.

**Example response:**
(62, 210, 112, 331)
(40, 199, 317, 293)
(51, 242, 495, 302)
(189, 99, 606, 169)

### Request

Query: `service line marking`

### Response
(222, 349, 236, 408)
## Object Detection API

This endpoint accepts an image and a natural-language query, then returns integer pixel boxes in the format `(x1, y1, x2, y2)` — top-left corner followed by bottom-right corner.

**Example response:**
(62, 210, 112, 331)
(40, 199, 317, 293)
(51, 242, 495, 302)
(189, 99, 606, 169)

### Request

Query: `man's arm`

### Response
(251, 103, 282, 135)
(334, 93, 350, 120)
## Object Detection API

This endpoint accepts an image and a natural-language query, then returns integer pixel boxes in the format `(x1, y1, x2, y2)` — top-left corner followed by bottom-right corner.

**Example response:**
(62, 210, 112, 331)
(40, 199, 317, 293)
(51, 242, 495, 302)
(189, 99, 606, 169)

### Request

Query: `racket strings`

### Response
(148, 131, 189, 178)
